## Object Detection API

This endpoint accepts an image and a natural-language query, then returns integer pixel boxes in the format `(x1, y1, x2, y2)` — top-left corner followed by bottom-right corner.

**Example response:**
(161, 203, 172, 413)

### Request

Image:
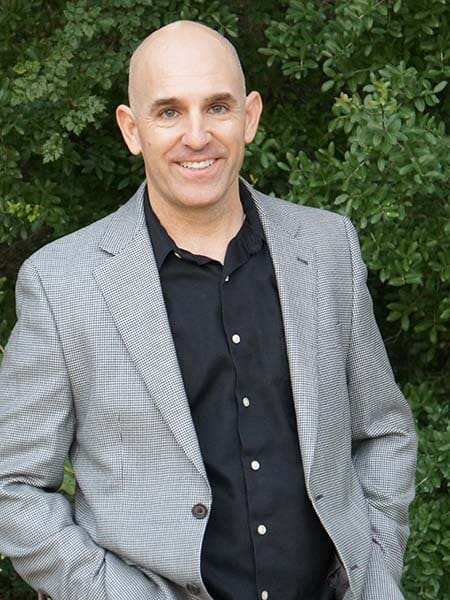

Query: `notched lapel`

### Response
(249, 187, 319, 484)
(93, 204, 208, 484)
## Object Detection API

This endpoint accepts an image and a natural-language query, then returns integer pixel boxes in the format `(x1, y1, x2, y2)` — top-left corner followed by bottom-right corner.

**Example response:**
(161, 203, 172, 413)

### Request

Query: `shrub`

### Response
(0, 1, 448, 598)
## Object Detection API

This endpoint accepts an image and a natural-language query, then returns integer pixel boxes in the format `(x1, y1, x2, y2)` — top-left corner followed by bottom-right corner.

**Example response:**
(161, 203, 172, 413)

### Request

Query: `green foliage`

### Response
(0, 1, 448, 598)
(60, 457, 76, 498)
(403, 380, 449, 598)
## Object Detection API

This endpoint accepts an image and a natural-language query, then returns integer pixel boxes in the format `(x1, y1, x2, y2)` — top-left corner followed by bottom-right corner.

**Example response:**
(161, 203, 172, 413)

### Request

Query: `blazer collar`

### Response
(99, 180, 147, 256)
(98, 177, 303, 257)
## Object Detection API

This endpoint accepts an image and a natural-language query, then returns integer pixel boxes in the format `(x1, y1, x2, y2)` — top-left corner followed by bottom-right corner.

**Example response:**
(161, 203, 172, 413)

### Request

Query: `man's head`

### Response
(116, 21, 263, 214)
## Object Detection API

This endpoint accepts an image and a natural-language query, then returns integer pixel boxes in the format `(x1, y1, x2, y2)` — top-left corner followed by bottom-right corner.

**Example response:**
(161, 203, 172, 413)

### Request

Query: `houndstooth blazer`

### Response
(0, 179, 417, 600)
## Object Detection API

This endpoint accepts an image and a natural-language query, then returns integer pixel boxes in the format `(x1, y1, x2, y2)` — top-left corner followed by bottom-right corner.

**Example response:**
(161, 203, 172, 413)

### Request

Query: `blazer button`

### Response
(192, 503, 208, 519)
(186, 583, 201, 595)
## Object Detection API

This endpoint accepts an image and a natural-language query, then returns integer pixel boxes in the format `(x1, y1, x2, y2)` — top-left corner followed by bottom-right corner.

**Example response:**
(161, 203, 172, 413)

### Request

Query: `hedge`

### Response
(0, 1, 448, 598)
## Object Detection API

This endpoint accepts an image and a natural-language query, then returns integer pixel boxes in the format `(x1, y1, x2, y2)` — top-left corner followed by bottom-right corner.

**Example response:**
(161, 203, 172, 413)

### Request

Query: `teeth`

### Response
(180, 159, 215, 169)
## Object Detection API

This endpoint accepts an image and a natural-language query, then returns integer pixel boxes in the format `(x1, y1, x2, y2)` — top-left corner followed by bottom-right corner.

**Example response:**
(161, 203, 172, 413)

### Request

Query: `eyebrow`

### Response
(148, 92, 239, 114)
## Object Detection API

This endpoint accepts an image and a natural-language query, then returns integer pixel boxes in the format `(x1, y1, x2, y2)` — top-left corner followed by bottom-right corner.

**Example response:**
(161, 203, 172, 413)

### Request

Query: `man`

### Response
(0, 20, 417, 600)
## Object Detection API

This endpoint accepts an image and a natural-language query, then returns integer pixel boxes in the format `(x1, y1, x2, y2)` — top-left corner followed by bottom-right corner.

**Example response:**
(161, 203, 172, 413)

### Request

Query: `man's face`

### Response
(118, 31, 262, 213)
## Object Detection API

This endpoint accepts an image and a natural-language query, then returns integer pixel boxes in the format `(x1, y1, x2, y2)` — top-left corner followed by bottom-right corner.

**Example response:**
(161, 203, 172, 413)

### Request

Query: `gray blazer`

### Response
(0, 180, 417, 600)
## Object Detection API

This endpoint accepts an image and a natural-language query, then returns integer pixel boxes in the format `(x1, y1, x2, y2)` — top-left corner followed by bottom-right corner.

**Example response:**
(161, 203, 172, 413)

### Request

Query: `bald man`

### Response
(0, 20, 416, 600)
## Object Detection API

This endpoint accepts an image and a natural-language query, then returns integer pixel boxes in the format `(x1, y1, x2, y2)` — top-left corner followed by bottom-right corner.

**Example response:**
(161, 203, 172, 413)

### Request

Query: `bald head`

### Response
(128, 21, 246, 114)
(116, 19, 263, 223)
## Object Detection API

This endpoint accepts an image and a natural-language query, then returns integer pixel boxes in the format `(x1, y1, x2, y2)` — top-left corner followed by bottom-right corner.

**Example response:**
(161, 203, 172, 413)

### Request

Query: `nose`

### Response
(180, 112, 212, 150)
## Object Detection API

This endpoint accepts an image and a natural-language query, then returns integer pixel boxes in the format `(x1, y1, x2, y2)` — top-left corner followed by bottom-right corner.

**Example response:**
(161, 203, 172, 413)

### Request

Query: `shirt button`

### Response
(174, 251, 182, 259)
(186, 583, 201, 595)
(251, 460, 260, 471)
(261, 591, 269, 600)
(242, 397, 250, 407)
(257, 524, 267, 535)
(232, 334, 241, 344)
(191, 503, 208, 519)
(224, 275, 230, 282)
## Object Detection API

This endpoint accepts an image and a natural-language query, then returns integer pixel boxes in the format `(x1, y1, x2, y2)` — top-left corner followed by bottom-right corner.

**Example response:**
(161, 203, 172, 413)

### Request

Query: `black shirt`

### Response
(144, 182, 334, 600)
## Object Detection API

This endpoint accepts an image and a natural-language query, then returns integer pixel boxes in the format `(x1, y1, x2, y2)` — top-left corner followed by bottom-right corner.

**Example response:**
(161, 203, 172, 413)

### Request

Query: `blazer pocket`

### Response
(326, 554, 350, 600)
(74, 410, 124, 489)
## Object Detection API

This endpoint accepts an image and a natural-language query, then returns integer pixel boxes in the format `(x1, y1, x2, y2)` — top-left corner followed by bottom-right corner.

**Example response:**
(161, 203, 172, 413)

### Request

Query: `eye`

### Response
(210, 104, 228, 114)
(161, 108, 178, 119)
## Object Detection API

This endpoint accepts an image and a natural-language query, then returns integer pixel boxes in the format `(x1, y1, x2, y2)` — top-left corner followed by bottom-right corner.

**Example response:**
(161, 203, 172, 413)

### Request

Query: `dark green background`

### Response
(0, 1, 448, 598)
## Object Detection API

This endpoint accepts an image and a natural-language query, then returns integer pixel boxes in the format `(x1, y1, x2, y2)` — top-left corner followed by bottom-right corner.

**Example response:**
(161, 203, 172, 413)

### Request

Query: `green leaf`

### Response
(440, 308, 450, 320)
(13, 63, 27, 75)
(433, 81, 448, 94)
(321, 79, 335, 92)
(276, 161, 290, 172)
(401, 314, 410, 331)
(334, 194, 348, 205)
(414, 98, 426, 112)
(377, 158, 386, 172)
(405, 274, 423, 285)
(373, 134, 382, 147)
(399, 164, 414, 175)
(389, 277, 406, 286)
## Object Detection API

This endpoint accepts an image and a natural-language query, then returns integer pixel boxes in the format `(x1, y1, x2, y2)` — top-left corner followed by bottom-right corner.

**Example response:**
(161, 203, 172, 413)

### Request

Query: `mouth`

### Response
(174, 157, 221, 179)
(178, 158, 217, 170)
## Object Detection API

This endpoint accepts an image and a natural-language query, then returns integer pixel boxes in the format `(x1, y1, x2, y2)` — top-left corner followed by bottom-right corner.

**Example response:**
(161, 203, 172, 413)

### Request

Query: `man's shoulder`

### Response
(26, 212, 115, 275)
(25, 183, 144, 276)
(262, 190, 343, 221)
(249, 183, 348, 242)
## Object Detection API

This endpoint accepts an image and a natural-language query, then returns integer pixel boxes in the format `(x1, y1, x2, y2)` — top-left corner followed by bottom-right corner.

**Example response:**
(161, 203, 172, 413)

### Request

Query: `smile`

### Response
(179, 159, 216, 170)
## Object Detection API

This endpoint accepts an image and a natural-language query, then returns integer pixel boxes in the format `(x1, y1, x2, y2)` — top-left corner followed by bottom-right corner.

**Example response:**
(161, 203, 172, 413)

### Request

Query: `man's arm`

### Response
(0, 260, 178, 600)
(342, 217, 418, 599)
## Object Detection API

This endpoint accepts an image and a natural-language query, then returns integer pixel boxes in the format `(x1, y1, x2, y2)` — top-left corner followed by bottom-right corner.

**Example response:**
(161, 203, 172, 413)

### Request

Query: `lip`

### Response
(173, 158, 222, 180)
(177, 157, 217, 164)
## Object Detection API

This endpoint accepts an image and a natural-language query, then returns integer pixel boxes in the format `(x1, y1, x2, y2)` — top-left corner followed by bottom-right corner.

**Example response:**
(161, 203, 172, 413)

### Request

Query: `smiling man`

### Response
(0, 20, 416, 600)
(116, 22, 261, 264)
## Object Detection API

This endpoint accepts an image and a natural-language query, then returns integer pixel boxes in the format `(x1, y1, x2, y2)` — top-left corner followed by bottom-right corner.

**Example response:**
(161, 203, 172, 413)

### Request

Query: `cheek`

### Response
(214, 120, 245, 147)
(142, 128, 180, 158)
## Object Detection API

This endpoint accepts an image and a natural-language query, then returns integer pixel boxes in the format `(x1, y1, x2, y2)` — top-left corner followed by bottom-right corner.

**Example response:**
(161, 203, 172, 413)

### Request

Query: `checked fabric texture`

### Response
(0, 179, 417, 600)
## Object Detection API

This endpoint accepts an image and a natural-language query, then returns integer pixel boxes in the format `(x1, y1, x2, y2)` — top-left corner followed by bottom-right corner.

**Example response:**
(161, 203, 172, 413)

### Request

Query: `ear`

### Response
(244, 91, 263, 144)
(116, 104, 142, 155)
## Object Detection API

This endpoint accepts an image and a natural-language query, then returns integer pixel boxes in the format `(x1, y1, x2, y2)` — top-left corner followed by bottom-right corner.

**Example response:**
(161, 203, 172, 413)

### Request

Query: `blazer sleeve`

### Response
(0, 259, 179, 600)
(342, 217, 418, 598)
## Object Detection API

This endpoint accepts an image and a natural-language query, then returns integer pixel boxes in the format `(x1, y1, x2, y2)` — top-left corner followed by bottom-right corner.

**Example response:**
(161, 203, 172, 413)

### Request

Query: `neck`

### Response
(146, 182, 245, 264)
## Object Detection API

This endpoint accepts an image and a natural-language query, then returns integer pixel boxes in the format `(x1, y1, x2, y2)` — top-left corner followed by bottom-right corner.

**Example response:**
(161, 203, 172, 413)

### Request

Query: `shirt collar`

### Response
(143, 180, 266, 271)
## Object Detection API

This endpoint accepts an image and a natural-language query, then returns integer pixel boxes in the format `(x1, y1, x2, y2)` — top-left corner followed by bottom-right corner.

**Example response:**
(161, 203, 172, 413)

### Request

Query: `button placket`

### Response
(219, 237, 273, 598)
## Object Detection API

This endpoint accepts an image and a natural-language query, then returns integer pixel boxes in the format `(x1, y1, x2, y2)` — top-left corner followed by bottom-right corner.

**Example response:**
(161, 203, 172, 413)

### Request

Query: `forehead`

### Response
(138, 36, 242, 101)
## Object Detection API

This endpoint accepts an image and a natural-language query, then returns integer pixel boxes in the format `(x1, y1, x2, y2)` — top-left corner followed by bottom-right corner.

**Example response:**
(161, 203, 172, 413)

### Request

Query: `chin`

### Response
(172, 184, 226, 208)
(177, 193, 221, 209)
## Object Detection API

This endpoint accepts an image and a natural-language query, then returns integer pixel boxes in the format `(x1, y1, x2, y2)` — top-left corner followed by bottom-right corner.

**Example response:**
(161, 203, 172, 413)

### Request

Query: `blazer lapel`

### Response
(92, 183, 208, 483)
(246, 183, 319, 484)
